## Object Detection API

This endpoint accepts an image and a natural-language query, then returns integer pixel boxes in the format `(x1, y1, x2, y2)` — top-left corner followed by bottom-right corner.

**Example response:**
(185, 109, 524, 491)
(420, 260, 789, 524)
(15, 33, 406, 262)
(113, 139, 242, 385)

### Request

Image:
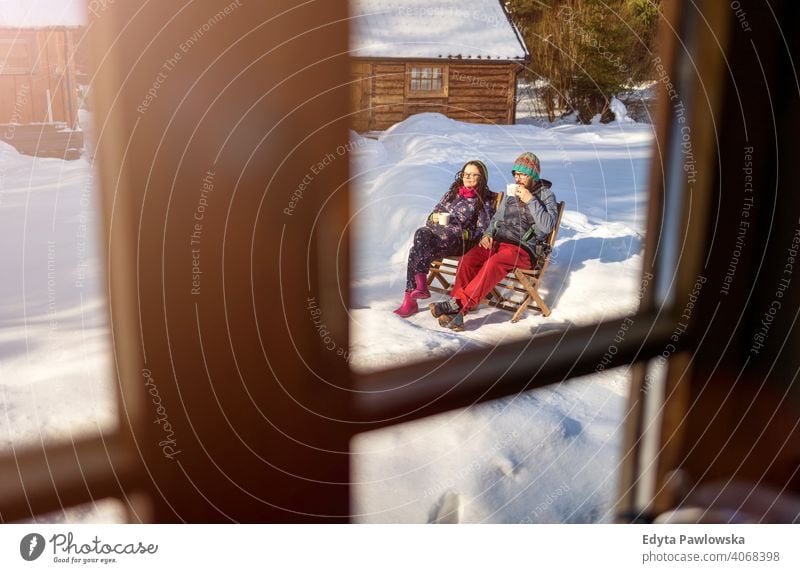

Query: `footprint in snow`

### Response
(561, 415, 583, 439)
(494, 455, 522, 478)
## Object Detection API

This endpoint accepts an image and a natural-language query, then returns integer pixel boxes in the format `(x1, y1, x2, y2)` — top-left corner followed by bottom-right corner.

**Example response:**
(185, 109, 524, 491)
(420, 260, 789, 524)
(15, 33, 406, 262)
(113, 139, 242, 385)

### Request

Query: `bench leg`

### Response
(512, 270, 551, 321)
(511, 296, 530, 323)
(489, 286, 505, 303)
(427, 262, 451, 292)
(427, 263, 440, 287)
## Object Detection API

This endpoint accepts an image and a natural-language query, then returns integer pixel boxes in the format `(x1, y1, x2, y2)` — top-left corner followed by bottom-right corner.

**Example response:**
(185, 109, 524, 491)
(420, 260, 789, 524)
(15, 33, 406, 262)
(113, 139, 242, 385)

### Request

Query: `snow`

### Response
(1, 106, 654, 522)
(0, 140, 115, 465)
(0, 0, 85, 27)
(350, 113, 651, 372)
(349, 112, 654, 522)
(350, 0, 527, 61)
(352, 369, 631, 523)
(610, 96, 634, 123)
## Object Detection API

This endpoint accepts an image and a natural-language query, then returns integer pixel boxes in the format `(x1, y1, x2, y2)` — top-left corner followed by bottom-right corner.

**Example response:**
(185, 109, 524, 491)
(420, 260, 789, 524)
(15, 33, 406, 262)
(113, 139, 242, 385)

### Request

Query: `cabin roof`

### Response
(350, 0, 528, 62)
(0, 0, 85, 28)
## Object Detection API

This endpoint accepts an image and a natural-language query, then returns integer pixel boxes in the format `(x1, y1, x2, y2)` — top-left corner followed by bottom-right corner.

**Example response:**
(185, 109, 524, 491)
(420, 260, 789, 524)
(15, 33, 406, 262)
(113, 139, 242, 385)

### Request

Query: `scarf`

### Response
(457, 186, 477, 198)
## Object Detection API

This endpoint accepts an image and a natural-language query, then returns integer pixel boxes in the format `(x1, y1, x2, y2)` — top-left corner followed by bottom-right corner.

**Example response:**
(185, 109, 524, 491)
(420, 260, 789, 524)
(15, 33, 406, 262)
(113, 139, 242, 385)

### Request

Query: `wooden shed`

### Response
(349, 0, 529, 132)
(0, 24, 83, 159)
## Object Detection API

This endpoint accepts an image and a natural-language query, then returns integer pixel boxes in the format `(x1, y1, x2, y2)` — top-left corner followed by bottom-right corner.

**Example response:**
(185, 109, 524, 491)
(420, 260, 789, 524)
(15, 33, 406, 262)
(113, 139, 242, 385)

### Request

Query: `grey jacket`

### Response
(485, 179, 558, 257)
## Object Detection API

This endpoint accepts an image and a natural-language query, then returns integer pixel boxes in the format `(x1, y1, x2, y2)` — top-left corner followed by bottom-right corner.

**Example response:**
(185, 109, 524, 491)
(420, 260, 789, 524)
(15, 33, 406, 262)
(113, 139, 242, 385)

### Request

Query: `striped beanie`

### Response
(512, 152, 541, 181)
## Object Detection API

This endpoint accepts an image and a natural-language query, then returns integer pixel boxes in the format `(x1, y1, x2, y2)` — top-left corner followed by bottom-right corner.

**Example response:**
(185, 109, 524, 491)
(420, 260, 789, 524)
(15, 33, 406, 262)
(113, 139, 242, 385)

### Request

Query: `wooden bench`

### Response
(427, 201, 565, 323)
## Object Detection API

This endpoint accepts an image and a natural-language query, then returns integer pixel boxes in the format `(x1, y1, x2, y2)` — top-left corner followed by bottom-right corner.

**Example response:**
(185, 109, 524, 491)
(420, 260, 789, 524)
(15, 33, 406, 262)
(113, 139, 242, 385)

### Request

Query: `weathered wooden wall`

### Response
(361, 61, 405, 132)
(351, 60, 518, 131)
(446, 62, 516, 125)
(0, 28, 79, 127)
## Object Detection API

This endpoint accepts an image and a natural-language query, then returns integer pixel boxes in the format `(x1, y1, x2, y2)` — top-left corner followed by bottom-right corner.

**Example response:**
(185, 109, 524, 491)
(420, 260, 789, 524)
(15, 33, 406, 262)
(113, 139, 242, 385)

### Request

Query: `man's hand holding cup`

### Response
(507, 182, 532, 204)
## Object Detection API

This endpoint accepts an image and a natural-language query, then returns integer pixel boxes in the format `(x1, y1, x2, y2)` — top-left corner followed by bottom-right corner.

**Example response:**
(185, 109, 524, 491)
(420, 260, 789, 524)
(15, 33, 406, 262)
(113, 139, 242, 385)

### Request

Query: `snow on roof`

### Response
(350, 0, 528, 61)
(0, 0, 85, 28)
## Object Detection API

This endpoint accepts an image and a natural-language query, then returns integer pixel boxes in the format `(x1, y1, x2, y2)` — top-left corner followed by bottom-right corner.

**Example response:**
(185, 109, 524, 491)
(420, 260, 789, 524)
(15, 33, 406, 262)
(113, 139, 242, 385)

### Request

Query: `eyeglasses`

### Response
(462, 172, 481, 179)
(513, 171, 531, 179)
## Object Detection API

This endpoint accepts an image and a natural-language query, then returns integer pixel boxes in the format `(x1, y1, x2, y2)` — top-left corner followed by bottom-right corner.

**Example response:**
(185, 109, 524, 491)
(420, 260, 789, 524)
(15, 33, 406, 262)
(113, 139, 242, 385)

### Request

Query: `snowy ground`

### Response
(0, 136, 121, 522)
(349, 112, 651, 372)
(0, 140, 116, 449)
(349, 112, 654, 522)
(351, 369, 632, 523)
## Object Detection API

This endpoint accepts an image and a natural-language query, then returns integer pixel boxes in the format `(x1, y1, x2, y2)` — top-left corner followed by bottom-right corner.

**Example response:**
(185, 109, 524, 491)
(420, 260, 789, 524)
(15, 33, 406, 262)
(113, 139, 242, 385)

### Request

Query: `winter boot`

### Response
(429, 298, 460, 318)
(410, 273, 431, 299)
(393, 291, 418, 318)
(439, 311, 465, 332)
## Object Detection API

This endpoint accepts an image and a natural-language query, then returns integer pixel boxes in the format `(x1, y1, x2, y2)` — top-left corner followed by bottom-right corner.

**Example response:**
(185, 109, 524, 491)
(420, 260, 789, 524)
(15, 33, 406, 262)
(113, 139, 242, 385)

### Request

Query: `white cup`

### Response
(506, 183, 519, 196)
(439, 212, 451, 226)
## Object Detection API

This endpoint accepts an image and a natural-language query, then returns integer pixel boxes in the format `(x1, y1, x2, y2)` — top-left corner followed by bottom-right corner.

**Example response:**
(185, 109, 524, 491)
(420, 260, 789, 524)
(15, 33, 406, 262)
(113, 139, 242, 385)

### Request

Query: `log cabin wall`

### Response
(446, 62, 517, 125)
(0, 28, 79, 128)
(351, 59, 519, 132)
(370, 61, 404, 132)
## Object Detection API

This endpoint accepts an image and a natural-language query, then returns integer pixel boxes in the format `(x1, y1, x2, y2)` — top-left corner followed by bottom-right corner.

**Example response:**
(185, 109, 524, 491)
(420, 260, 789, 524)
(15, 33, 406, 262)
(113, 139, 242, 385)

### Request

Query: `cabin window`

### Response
(406, 64, 447, 96)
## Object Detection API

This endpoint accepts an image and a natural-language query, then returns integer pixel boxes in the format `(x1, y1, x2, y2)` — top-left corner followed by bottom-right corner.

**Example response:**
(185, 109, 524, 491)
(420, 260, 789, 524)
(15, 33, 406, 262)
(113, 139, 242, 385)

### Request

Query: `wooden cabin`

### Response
(349, 0, 529, 132)
(0, 26, 83, 159)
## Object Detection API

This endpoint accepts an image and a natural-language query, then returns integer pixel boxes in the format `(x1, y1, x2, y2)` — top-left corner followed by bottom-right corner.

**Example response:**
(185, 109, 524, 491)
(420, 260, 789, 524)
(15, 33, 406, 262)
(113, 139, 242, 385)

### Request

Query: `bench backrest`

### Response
(533, 200, 565, 273)
(492, 190, 504, 212)
(547, 201, 566, 250)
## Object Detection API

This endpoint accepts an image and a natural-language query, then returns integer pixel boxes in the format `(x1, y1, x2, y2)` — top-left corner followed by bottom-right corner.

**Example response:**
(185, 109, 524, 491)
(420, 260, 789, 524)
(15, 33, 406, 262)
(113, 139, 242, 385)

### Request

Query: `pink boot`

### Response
(410, 273, 431, 300)
(393, 291, 418, 317)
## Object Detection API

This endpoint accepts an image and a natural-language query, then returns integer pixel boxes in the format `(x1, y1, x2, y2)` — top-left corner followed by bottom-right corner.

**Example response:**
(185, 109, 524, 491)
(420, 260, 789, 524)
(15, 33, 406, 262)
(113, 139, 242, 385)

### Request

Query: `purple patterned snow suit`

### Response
(405, 189, 498, 291)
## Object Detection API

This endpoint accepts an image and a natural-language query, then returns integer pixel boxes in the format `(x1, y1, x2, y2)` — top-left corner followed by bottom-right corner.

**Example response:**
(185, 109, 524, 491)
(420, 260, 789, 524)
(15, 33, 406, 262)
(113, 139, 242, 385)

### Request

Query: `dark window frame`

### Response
(2, 0, 779, 524)
(406, 63, 448, 97)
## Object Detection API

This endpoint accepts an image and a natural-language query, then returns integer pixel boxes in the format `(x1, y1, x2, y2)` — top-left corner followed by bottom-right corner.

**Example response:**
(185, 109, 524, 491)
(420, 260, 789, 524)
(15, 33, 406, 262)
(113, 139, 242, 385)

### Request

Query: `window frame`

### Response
(0, 0, 753, 524)
(405, 62, 448, 98)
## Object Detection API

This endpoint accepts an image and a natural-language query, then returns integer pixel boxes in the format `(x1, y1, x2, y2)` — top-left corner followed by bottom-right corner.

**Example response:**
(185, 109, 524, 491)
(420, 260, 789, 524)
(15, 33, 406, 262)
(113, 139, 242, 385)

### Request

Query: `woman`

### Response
(429, 152, 558, 331)
(394, 160, 497, 318)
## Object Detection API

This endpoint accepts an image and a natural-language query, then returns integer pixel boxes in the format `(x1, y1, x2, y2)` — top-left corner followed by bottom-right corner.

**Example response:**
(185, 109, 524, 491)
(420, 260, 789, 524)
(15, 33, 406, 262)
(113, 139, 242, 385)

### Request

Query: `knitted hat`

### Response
(463, 160, 488, 182)
(512, 152, 541, 181)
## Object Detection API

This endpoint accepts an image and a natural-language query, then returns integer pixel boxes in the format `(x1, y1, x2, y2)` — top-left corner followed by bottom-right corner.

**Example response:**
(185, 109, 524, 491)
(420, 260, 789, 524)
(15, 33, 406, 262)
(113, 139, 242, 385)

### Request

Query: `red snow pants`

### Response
(451, 242, 532, 313)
